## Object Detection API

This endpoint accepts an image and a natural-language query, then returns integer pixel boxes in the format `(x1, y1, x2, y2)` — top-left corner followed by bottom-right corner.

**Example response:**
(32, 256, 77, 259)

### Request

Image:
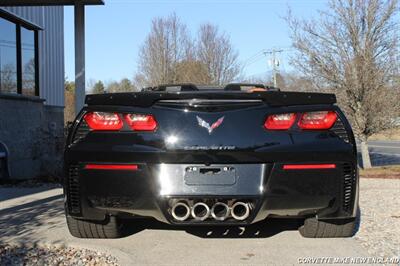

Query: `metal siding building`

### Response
(0, 6, 65, 179)
(2, 6, 64, 106)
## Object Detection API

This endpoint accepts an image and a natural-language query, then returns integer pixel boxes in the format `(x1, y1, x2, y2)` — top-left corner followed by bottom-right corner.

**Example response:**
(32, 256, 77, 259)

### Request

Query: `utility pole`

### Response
(264, 49, 283, 87)
(74, 2, 86, 115)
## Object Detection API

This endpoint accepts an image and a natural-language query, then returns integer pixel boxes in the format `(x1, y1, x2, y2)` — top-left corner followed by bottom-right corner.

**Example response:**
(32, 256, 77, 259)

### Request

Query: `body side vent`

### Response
(342, 163, 356, 213)
(68, 165, 81, 214)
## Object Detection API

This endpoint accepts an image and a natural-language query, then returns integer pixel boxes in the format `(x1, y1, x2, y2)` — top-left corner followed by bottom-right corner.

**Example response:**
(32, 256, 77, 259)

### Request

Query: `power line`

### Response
(263, 48, 293, 87)
(264, 49, 282, 87)
(242, 49, 267, 67)
(243, 47, 296, 83)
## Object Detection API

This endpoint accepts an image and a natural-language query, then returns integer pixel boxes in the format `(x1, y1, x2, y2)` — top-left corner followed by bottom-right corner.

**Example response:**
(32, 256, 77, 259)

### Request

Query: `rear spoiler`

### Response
(85, 91, 336, 107)
(142, 83, 280, 92)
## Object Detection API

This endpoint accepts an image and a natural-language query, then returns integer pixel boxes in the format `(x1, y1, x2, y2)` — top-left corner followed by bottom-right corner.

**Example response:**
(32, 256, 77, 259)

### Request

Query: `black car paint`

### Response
(64, 94, 358, 226)
(84, 90, 337, 107)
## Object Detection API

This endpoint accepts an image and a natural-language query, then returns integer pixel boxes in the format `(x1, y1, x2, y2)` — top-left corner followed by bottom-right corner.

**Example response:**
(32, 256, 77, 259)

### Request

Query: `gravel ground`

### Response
(0, 244, 119, 266)
(355, 178, 400, 259)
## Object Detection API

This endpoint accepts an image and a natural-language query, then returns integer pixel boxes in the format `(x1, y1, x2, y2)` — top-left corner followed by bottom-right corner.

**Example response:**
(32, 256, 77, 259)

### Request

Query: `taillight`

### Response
(283, 164, 336, 170)
(84, 112, 123, 131)
(298, 111, 337, 130)
(85, 164, 139, 170)
(264, 113, 296, 130)
(124, 114, 157, 131)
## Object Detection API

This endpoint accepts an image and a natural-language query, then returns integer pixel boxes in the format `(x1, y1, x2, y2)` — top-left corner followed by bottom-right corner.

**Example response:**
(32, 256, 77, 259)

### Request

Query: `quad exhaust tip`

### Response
(191, 202, 211, 221)
(231, 201, 250, 221)
(211, 202, 230, 221)
(171, 202, 191, 221)
(172, 200, 251, 221)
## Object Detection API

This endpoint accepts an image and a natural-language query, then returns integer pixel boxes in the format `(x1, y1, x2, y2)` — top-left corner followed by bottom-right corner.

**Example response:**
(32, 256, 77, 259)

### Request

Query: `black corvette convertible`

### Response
(64, 83, 359, 238)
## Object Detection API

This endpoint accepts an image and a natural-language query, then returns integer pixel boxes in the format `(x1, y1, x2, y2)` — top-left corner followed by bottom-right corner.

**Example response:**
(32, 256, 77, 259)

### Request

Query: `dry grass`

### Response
(360, 165, 400, 179)
(369, 128, 400, 141)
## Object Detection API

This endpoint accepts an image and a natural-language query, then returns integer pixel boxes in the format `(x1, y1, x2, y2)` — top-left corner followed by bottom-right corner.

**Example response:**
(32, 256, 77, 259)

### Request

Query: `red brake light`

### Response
(84, 112, 123, 131)
(283, 164, 336, 170)
(85, 164, 139, 170)
(124, 114, 157, 131)
(298, 111, 337, 130)
(264, 113, 296, 130)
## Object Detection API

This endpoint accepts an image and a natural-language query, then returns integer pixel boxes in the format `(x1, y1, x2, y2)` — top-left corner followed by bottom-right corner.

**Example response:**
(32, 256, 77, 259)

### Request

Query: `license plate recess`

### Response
(184, 166, 236, 186)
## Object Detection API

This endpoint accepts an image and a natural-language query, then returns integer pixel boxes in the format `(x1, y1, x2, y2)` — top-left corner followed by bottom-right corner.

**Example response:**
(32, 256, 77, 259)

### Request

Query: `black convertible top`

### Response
(85, 83, 336, 107)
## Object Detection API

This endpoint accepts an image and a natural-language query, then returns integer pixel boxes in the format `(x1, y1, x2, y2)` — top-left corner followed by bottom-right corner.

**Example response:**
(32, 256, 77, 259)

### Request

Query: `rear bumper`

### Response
(64, 161, 359, 225)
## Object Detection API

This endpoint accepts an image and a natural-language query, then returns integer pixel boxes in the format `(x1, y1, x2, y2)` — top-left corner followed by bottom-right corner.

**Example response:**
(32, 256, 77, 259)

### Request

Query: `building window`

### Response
(21, 27, 36, 96)
(0, 16, 39, 96)
(0, 18, 17, 93)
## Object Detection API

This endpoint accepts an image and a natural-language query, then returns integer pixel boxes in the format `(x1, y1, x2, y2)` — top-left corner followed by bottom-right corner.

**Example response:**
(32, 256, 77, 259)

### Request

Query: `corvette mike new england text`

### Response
(297, 256, 400, 264)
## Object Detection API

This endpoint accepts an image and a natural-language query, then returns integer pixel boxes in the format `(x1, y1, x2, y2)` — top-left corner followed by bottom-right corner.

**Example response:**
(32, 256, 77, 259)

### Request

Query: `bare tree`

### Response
(174, 60, 211, 84)
(22, 58, 35, 95)
(286, 0, 400, 168)
(197, 24, 241, 85)
(282, 73, 321, 92)
(136, 15, 242, 88)
(241, 72, 316, 92)
(137, 13, 193, 86)
(0, 64, 17, 93)
(133, 73, 147, 91)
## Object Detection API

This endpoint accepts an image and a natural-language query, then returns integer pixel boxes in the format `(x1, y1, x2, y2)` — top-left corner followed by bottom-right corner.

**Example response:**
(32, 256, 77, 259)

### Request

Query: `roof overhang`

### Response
(0, 8, 43, 30)
(0, 0, 104, 6)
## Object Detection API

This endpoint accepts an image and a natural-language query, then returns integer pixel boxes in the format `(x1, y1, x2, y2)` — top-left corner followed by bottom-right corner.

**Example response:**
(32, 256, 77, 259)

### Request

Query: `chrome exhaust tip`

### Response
(211, 202, 230, 221)
(231, 202, 250, 221)
(171, 202, 191, 221)
(191, 202, 210, 221)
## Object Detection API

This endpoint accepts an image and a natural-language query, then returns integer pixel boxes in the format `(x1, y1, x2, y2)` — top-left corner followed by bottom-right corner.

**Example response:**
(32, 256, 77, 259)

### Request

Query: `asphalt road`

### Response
(358, 140, 400, 166)
(0, 187, 369, 265)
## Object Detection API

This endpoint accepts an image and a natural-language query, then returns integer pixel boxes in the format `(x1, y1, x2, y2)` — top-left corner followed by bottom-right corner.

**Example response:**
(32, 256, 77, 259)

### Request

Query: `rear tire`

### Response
(299, 209, 360, 238)
(66, 215, 124, 239)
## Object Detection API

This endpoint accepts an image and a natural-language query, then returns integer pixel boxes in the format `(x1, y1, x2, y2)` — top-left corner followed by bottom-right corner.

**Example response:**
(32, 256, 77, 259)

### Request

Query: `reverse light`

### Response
(84, 112, 123, 131)
(264, 113, 296, 130)
(298, 111, 337, 130)
(85, 164, 139, 170)
(124, 114, 157, 131)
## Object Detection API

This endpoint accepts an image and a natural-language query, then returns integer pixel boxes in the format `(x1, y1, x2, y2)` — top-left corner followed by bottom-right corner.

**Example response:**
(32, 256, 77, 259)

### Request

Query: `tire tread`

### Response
(66, 215, 123, 239)
(299, 209, 360, 238)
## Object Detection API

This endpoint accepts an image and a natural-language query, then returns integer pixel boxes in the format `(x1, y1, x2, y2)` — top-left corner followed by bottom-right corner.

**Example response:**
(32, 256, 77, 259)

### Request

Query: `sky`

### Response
(64, 0, 328, 84)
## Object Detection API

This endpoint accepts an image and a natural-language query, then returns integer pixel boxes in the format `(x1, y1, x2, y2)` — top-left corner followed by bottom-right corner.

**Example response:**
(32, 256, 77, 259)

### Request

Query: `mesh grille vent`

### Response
(68, 165, 81, 214)
(342, 163, 356, 213)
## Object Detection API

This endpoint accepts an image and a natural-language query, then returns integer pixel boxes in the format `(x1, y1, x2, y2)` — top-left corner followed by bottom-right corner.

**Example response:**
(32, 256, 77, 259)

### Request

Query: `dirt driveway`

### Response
(1, 179, 397, 265)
